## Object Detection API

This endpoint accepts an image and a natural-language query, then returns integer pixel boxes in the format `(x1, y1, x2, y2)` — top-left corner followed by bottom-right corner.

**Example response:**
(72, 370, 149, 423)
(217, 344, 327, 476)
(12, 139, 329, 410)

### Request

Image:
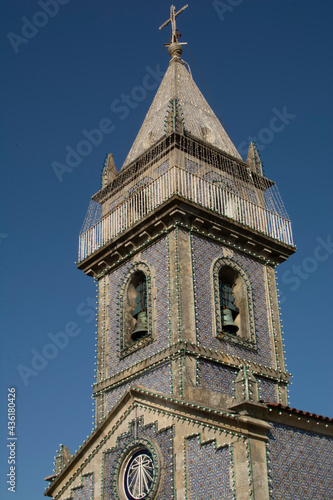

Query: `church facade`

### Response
(45, 6, 333, 500)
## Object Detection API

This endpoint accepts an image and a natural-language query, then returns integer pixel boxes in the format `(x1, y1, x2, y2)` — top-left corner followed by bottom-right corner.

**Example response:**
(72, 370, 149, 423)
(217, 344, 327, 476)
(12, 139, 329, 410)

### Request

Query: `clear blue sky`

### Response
(1, 1, 332, 498)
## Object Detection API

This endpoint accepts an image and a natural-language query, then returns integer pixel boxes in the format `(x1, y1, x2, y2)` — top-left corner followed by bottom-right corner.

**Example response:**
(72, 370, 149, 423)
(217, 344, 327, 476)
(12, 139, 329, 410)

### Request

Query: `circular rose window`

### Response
(124, 449, 155, 500)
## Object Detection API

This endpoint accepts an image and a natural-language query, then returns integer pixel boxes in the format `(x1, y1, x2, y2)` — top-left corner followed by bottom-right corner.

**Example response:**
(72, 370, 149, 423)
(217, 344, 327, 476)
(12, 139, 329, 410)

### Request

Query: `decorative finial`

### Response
(159, 4, 188, 59)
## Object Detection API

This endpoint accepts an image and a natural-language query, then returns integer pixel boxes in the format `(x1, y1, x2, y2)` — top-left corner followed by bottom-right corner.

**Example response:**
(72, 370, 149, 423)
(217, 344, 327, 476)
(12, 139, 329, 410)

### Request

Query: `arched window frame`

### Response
(212, 258, 256, 348)
(119, 263, 153, 358)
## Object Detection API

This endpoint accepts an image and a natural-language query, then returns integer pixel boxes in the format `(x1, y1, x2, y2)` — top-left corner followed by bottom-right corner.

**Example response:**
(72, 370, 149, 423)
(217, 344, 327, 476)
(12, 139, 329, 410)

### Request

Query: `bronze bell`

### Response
(222, 308, 239, 334)
(131, 311, 148, 341)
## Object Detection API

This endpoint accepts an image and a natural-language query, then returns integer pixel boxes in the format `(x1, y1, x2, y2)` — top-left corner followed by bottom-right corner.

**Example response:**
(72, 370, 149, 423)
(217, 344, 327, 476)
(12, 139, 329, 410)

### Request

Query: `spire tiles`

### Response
(121, 5, 241, 169)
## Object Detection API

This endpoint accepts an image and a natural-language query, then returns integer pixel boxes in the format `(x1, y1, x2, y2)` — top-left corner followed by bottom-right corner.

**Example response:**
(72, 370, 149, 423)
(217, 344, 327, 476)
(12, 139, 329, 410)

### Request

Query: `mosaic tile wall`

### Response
(109, 196, 121, 211)
(184, 157, 201, 173)
(202, 171, 240, 196)
(191, 234, 274, 367)
(71, 473, 94, 500)
(196, 360, 237, 398)
(126, 176, 153, 198)
(154, 160, 169, 175)
(243, 187, 258, 204)
(187, 436, 235, 500)
(257, 377, 278, 404)
(106, 237, 170, 377)
(105, 363, 172, 412)
(267, 422, 333, 499)
(103, 419, 174, 500)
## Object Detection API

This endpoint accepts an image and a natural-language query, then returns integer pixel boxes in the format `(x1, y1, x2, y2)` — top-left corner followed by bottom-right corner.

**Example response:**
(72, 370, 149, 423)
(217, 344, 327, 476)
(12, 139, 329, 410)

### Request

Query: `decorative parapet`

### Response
(78, 165, 294, 263)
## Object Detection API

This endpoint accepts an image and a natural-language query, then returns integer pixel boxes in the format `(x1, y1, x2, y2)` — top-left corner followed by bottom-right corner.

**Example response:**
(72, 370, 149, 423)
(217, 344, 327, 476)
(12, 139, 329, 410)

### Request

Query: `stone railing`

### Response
(78, 166, 294, 262)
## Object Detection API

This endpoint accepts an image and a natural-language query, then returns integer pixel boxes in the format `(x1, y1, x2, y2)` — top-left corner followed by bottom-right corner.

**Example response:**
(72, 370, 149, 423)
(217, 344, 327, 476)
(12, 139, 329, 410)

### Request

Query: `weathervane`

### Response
(159, 4, 188, 45)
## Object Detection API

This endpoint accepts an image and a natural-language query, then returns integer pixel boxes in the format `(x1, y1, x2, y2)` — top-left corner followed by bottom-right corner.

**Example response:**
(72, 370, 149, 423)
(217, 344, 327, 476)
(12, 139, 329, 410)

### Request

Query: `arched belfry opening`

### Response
(216, 264, 252, 342)
(124, 270, 148, 345)
(219, 267, 240, 334)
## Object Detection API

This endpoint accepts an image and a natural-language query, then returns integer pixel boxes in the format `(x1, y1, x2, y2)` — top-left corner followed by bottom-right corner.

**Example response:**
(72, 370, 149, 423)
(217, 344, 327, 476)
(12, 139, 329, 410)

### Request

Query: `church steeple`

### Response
(45, 9, 333, 500)
(76, 6, 295, 435)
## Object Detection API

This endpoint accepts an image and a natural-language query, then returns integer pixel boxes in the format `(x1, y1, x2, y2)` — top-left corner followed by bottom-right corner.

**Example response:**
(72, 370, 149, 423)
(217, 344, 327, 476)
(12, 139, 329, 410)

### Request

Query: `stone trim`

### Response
(92, 341, 289, 396)
(77, 197, 295, 278)
(118, 262, 153, 357)
(212, 257, 256, 346)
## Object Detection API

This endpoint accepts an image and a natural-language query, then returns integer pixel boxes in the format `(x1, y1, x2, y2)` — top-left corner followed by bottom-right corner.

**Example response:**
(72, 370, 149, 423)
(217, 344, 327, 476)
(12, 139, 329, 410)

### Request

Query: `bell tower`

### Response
(77, 5, 294, 428)
(45, 6, 333, 500)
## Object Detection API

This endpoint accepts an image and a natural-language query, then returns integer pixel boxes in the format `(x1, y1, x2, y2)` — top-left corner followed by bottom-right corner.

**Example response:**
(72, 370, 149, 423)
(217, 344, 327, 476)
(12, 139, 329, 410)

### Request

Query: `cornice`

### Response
(93, 341, 290, 395)
(230, 401, 333, 437)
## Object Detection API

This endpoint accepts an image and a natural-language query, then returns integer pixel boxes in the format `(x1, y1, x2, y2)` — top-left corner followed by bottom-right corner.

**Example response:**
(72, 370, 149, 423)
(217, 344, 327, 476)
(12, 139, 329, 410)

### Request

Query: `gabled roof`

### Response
(122, 50, 241, 169)
(44, 386, 247, 497)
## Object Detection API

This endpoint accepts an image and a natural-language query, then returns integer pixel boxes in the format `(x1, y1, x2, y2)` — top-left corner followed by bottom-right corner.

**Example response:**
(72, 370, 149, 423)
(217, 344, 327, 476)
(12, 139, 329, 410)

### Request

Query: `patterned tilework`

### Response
(143, 238, 171, 343)
(109, 196, 121, 211)
(257, 377, 278, 404)
(243, 187, 258, 204)
(201, 172, 240, 196)
(106, 237, 170, 378)
(197, 360, 237, 398)
(105, 363, 172, 412)
(126, 177, 154, 198)
(186, 436, 235, 500)
(184, 157, 201, 173)
(267, 422, 333, 500)
(191, 234, 274, 367)
(154, 160, 169, 174)
(218, 176, 239, 195)
(202, 170, 221, 182)
(103, 419, 174, 500)
(71, 474, 94, 500)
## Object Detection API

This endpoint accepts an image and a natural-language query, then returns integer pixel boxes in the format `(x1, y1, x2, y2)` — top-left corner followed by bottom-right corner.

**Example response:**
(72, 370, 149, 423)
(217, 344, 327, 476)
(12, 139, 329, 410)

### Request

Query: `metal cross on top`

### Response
(159, 4, 188, 44)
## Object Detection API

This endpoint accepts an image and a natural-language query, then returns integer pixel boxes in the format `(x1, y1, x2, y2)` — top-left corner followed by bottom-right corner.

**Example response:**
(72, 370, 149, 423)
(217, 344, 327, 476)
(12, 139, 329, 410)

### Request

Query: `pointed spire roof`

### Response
(122, 39, 241, 169)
